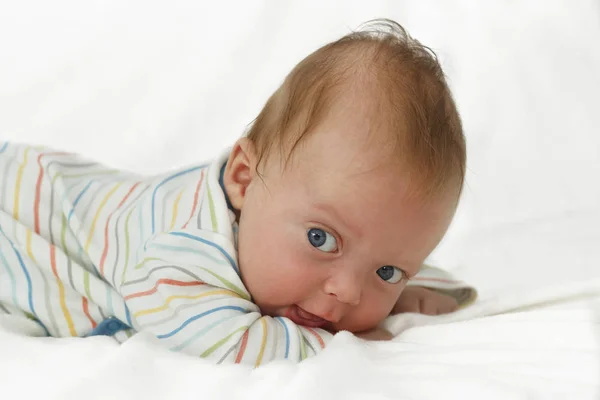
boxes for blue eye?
[376,266,404,283]
[307,228,337,252]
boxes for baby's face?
[230,114,458,333]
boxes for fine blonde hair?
[247,19,466,198]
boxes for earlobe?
[223,138,257,211]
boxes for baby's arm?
[392,286,458,315]
[120,228,332,366]
[392,264,477,315]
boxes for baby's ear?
[223,138,257,210]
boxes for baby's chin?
[328,320,379,334]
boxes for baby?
[0,20,475,365]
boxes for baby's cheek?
[239,237,304,304]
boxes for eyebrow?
[312,202,361,238]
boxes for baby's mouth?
[285,305,328,328]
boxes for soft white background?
[0,1,599,399]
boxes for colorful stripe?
[12,146,32,220]
[120,207,136,286]
[169,188,185,230]
[83,271,95,310]
[0,235,20,308]
[235,330,250,363]
[0,226,49,335]
[68,181,93,222]
[123,279,204,301]
[133,290,241,318]
[84,182,123,252]
[151,165,206,234]
[99,182,140,276]
[275,317,290,359]
[50,245,77,335]
[206,182,219,232]
[170,315,238,352]
[0,145,340,365]
[34,152,68,234]
[200,326,248,358]
[305,327,326,349]
[183,169,205,229]
[82,297,96,328]
[110,184,150,287]
[169,231,239,275]
[25,226,60,335]
[255,318,268,367]
[155,305,246,339]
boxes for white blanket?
[1,275,599,399]
[1,0,599,398]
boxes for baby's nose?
[324,272,362,306]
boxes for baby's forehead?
[284,125,458,212]
[294,102,402,168]
[290,141,406,200]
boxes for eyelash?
[377,266,406,284]
[307,224,342,253]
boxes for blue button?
[87,317,130,337]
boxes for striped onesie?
[0,141,475,366]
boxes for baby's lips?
[296,306,327,322]
[286,305,328,328]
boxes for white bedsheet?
[1,1,599,399]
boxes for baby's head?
[223,20,465,333]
